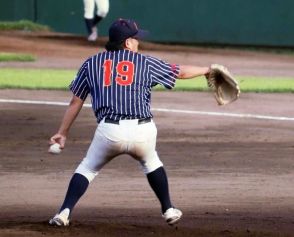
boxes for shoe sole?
[166,215,182,225]
[49,218,69,227]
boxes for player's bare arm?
[50,95,84,148]
[177,65,210,79]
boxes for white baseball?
[48,143,62,154]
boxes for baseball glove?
[206,64,240,105]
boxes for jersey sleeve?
[69,60,90,101]
[146,56,179,89]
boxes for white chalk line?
[0,98,294,122]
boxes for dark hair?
[105,41,125,51]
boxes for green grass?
[0,68,293,92]
[237,76,294,93]
[0,20,50,31]
[158,76,294,93]
[0,52,36,62]
[0,68,74,90]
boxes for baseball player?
[48,18,210,226]
[83,0,109,41]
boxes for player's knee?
[97,8,108,18]
[84,13,94,19]
[141,154,163,174]
[75,161,98,183]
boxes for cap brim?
[133,30,149,40]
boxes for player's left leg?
[95,0,109,19]
[49,124,124,226]
[49,173,89,226]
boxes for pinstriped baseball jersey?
[70,49,179,122]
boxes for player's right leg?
[128,120,183,225]
[83,0,98,41]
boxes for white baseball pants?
[83,0,109,19]
[75,119,163,182]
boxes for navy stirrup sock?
[147,167,172,213]
[84,18,94,34]
[93,15,103,26]
[59,173,89,213]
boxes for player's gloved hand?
[49,133,66,149]
[205,64,240,105]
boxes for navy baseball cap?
[109,18,149,43]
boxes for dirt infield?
[0,32,294,237]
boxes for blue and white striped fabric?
[70,49,179,122]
